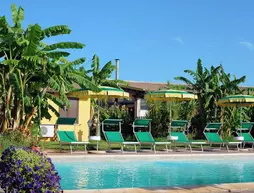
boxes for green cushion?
[205,132,223,143]
[133,119,152,127]
[241,122,254,130]
[135,132,155,143]
[104,132,124,143]
[56,117,76,125]
[206,123,222,130]
[237,132,254,141]
[171,132,189,142]
[171,120,188,127]
[103,119,122,125]
[57,130,77,142]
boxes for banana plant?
[0,4,98,134]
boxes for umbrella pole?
[169,102,172,136]
[96,100,101,137]
[169,102,172,122]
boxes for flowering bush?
[0,146,62,192]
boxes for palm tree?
[175,58,245,138]
[82,54,126,87]
[0,4,98,133]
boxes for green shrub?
[0,131,32,153]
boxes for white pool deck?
[48,151,254,193]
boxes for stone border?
[49,152,254,161]
[64,182,254,192]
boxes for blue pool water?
[54,158,254,190]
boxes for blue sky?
[1,1,254,85]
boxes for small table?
[235,136,244,149]
[89,136,101,151]
[167,135,179,150]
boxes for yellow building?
[41,97,91,142]
[41,86,129,142]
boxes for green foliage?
[145,82,197,137]
[81,54,127,87]
[221,107,250,138]
[0,4,98,134]
[99,104,133,137]
[175,58,246,138]
[146,101,170,137]
[0,131,32,153]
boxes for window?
[140,99,148,110]
[59,97,79,123]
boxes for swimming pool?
[53,156,254,190]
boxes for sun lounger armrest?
[122,142,140,145]
[154,142,171,145]
[204,128,220,131]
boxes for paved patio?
[64,182,254,193]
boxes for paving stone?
[62,182,254,193]
[99,188,127,193]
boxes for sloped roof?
[122,80,186,91]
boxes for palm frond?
[174,76,193,85]
[41,25,71,39]
[45,93,65,108]
[197,58,203,75]
[22,56,43,65]
[48,103,60,117]
[42,42,85,51]
[2,59,19,67]
[91,54,100,74]
[46,51,70,59]
[68,72,100,92]
[98,61,115,79]
[69,57,86,66]
[47,77,61,92]
[183,69,196,77]
[23,24,42,56]
[11,4,24,27]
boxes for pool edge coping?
[49,152,254,159]
[63,182,254,192]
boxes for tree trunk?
[1,86,12,132]
[22,87,48,133]
[13,100,21,130]
[22,106,38,133]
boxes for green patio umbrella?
[217,94,254,123]
[145,89,197,128]
[68,86,129,137]
[145,89,197,102]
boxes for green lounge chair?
[203,123,241,152]
[102,119,139,153]
[133,119,171,153]
[57,130,89,154]
[170,120,206,152]
[236,122,254,149]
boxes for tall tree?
[81,54,126,87]
[175,58,245,138]
[0,4,98,133]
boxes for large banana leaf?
[23,24,42,56]
[11,4,24,28]
[42,42,85,51]
[41,25,71,39]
